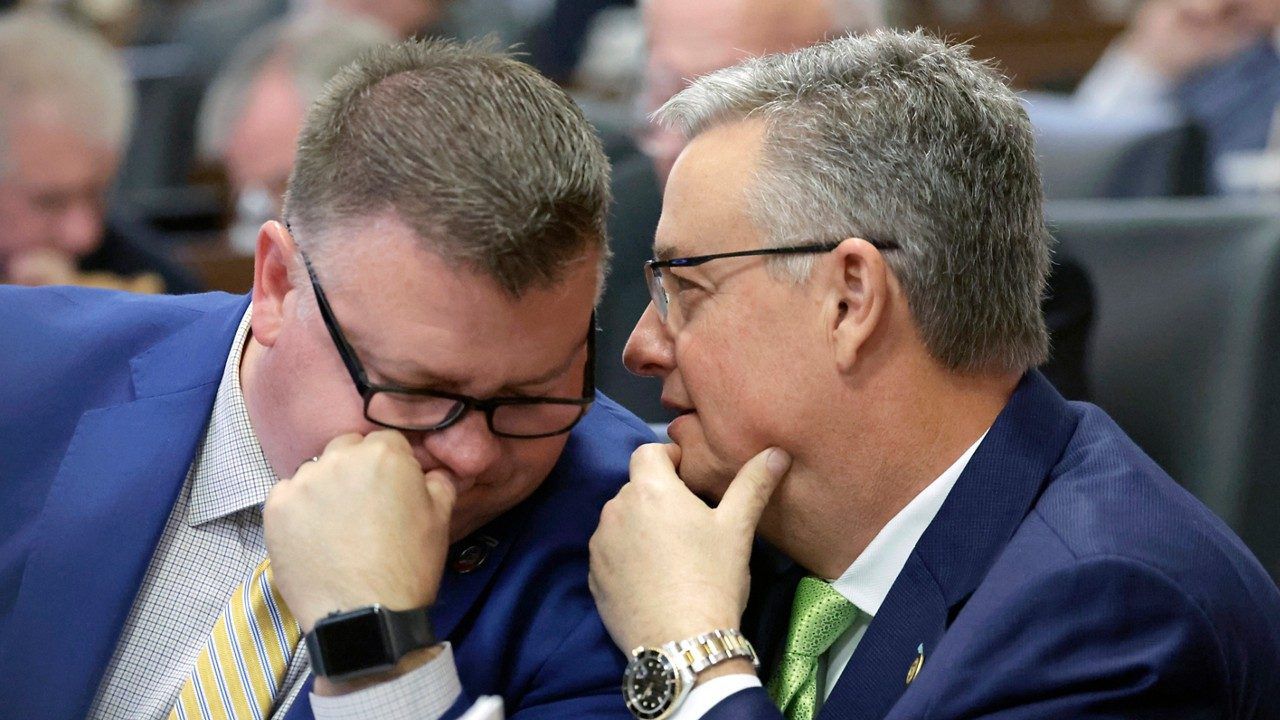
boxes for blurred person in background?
[598,0,1094,421]
[197,11,395,252]
[323,0,449,38]
[1076,0,1280,189]
[0,10,199,292]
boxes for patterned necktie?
[766,576,858,720]
[169,557,301,720]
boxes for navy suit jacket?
[1174,39,1280,192]
[0,286,651,719]
[710,372,1280,720]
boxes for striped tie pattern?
[766,576,858,720]
[169,558,301,720]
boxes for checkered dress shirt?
[87,307,461,719]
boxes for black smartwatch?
[305,604,436,681]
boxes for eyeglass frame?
[644,238,900,323]
[297,246,596,439]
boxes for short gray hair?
[654,30,1050,374]
[284,37,612,296]
[0,11,135,174]
[197,11,396,162]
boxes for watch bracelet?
[662,628,759,675]
[387,606,436,658]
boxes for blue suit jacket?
[709,372,1280,720]
[1174,39,1280,192]
[0,286,652,719]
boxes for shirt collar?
[828,430,988,617]
[187,306,278,526]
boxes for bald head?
[639,0,883,184]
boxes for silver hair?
[197,11,396,162]
[654,30,1050,374]
[0,11,135,175]
[283,37,612,296]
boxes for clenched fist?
[264,430,456,635]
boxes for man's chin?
[668,443,735,505]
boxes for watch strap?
[662,628,759,675]
[386,606,436,658]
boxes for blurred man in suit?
[591,31,1280,719]
[1,38,650,719]
[599,0,1092,421]
[197,11,394,249]
[0,11,198,292]
[1077,0,1280,189]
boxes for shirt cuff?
[310,642,463,720]
[669,673,763,720]
[1074,46,1174,117]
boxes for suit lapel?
[819,557,948,720]
[818,372,1079,720]
[0,295,249,720]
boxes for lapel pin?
[450,534,499,574]
[905,643,925,686]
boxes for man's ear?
[251,220,298,348]
[828,237,889,374]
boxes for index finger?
[718,447,791,530]
[628,443,683,487]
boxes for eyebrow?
[653,244,679,262]
[368,338,586,394]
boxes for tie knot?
[783,576,857,659]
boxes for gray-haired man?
[0,38,649,719]
[590,30,1280,720]
[0,11,198,292]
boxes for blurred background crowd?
[1,0,1278,580]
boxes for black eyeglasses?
[644,238,899,323]
[300,252,596,439]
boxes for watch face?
[622,649,680,720]
[313,607,395,678]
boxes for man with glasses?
[589,31,1280,720]
[0,39,649,719]
[598,0,1093,423]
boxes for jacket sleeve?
[917,555,1234,720]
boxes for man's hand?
[588,444,791,660]
[264,430,456,635]
[6,248,79,286]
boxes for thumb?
[717,447,791,531]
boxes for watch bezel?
[306,605,398,680]
[622,647,691,720]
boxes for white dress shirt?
[88,307,461,720]
[679,432,987,717]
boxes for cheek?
[0,194,46,251]
[275,323,375,449]
[449,438,565,538]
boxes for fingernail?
[766,448,791,476]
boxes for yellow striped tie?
[170,558,302,720]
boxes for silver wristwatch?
[622,628,760,720]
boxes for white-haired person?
[0,10,198,292]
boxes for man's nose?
[623,303,675,379]
[54,200,102,258]
[420,408,504,481]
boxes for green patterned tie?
[766,576,858,720]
